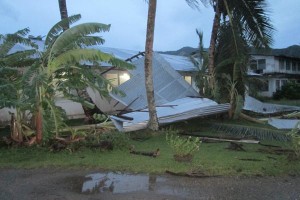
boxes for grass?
[1,129,299,176]
[263,99,300,107]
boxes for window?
[105,73,118,87]
[292,61,297,71]
[183,76,192,85]
[286,60,291,70]
[104,71,130,87]
[279,59,285,70]
[119,72,130,85]
[298,62,300,71]
[257,59,266,70]
[276,80,280,90]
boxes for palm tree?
[207,0,274,96]
[58,0,69,30]
[144,0,159,131]
[143,0,206,131]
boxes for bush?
[165,128,201,157]
[99,131,130,150]
[273,82,300,100]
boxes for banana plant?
[31,14,134,143]
[2,15,134,143]
[0,28,37,141]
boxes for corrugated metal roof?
[110,97,230,132]
[243,96,300,114]
[268,118,300,130]
[90,46,139,61]
[8,40,197,72]
[160,54,198,72]
[110,53,199,111]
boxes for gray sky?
[1,0,299,51]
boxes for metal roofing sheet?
[243,96,300,114]
[8,41,196,72]
[110,97,230,132]
[110,53,199,111]
[268,118,300,129]
[160,54,198,72]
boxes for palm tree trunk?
[58,0,69,30]
[144,0,159,131]
[208,0,221,90]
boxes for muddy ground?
[0,168,299,200]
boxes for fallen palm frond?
[211,123,290,142]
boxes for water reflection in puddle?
[81,172,164,194]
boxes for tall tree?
[207,0,274,97]
[144,0,159,131]
[143,0,205,130]
[58,0,69,30]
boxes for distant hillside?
[161,45,300,59]
[159,46,197,56]
[269,45,300,59]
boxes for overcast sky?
[1,0,299,51]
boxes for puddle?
[80,172,164,194]
[65,171,208,198]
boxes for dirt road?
[0,168,299,200]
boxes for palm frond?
[212,123,290,141]
[3,49,37,67]
[49,49,134,74]
[45,14,81,47]
[230,0,274,48]
[49,23,111,59]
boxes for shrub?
[273,82,300,100]
[165,129,201,157]
[99,131,130,150]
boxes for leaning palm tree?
[22,15,133,143]
[207,0,274,96]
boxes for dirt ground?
[0,168,299,200]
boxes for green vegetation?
[166,128,200,158]
[1,119,299,176]
[273,82,300,100]
[265,99,300,107]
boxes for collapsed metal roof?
[91,46,198,72]
[268,118,300,130]
[110,97,230,132]
[110,52,199,111]
[243,96,300,114]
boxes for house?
[247,45,300,97]
[1,42,230,127]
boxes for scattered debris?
[212,123,290,141]
[89,141,114,151]
[243,96,300,114]
[129,145,160,157]
[257,148,294,155]
[201,137,259,144]
[165,170,212,178]
[227,142,246,151]
[268,118,300,130]
[111,97,230,132]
